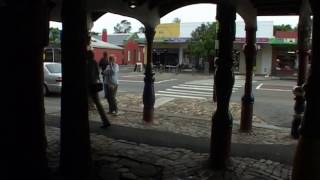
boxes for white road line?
[172,86,213,91]
[179,84,213,88]
[119,79,177,84]
[171,86,239,91]
[258,88,291,92]
[155,79,178,84]
[121,75,144,77]
[157,91,212,97]
[256,83,263,89]
[184,82,244,87]
[154,97,175,108]
[185,82,213,86]
[119,80,144,83]
[155,93,207,100]
[165,89,213,95]
[179,84,242,88]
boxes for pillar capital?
[245,26,257,32]
[144,26,156,43]
[309,0,320,15]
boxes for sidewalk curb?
[118,108,290,131]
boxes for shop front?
[270,38,298,76]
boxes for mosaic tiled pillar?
[59,0,92,178]
[292,0,320,179]
[240,25,257,132]
[143,26,156,122]
[210,0,236,169]
[291,0,312,139]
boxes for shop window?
[275,53,296,71]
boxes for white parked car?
[43,62,62,95]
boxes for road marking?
[119,79,177,84]
[155,79,241,99]
[155,93,207,100]
[258,88,291,92]
[256,83,263,89]
[121,75,144,78]
[255,83,291,92]
[157,91,212,97]
[180,84,242,88]
[171,86,238,91]
[119,80,144,83]
[154,97,175,108]
[172,86,213,91]
[155,79,178,84]
[185,82,213,86]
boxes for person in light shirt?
[103,56,119,115]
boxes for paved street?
[44,71,297,179]
[45,71,296,128]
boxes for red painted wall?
[93,48,124,65]
[123,39,145,65]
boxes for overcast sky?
[50,4,299,34]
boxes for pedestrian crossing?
[155,79,246,100]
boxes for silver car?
[43,62,62,95]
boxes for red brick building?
[95,32,146,65]
[123,38,145,65]
[91,37,124,65]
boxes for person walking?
[103,56,119,115]
[87,50,111,128]
[99,52,109,98]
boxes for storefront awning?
[269,38,297,46]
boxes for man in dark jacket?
[99,52,109,98]
[87,50,111,128]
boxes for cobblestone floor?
[47,127,292,180]
[91,92,297,145]
[47,92,296,179]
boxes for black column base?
[291,114,302,139]
[210,110,233,169]
[240,95,254,132]
[143,69,155,123]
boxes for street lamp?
[123,0,146,9]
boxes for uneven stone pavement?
[47,127,292,180]
[46,92,296,179]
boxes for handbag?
[91,80,103,92]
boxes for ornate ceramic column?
[210,0,236,169]
[60,0,92,178]
[240,25,257,132]
[291,0,312,139]
[143,26,156,122]
[292,0,320,179]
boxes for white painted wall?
[235,43,272,75]
[259,44,272,75]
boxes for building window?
[138,51,141,62]
[128,50,131,62]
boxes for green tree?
[187,22,217,63]
[274,24,294,31]
[49,27,61,44]
[172,17,181,23]
[114,20,132,33]
[138,26,145,33]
